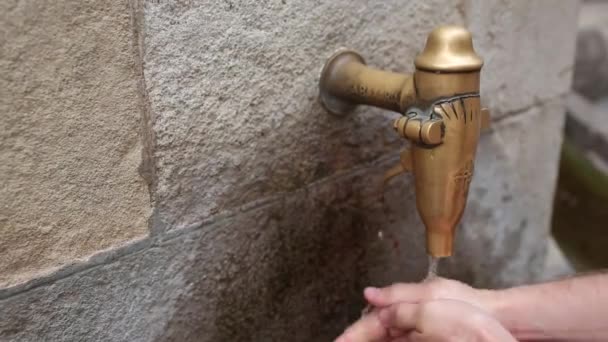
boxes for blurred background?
[552,0,608,271]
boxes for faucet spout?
[318,25,488,258]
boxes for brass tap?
[318,26,490,257]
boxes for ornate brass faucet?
[319,26,489,257]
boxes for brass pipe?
[318,26,489,258]
[319,50,416,115]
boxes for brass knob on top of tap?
[393,117,444,145]
[415,25,483,72]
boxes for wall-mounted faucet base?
[319,49,366,116]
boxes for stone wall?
[0,0,579,341]
[0,0,151,288]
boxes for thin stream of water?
[425,255,440,281]
[362,255,441,316]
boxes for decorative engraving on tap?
[430,93,481,124]
[427,93,480,202]
[426,94,481,201]
[453,160,474,200]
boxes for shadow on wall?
[159,178,373,341]
[155,163,528,341]
[154,104,369,341]
[151,107,438,341]
[150,110,545,340]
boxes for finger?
[365,284,426,307]
[335,312,388,342]
[378,303,418,330]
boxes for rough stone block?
[0,0,151,288]
[467,0,579,117]
[142,0,466,232]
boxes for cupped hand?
[363,277,490,311]
[334,278,511,342]
[335,298,515,342]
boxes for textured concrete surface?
[0,0,579,340]
[447,100,567,287]
[0,103,565,341]
[467,0,579,117]
[0,0,152,287]
[143,0,465,232]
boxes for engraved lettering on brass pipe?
[318,26,490,258]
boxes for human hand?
[363,277,490,312]
[335,298,516,342]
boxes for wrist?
[480,287,549,341]
[470,310,517,342]
[478,288,519,336]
